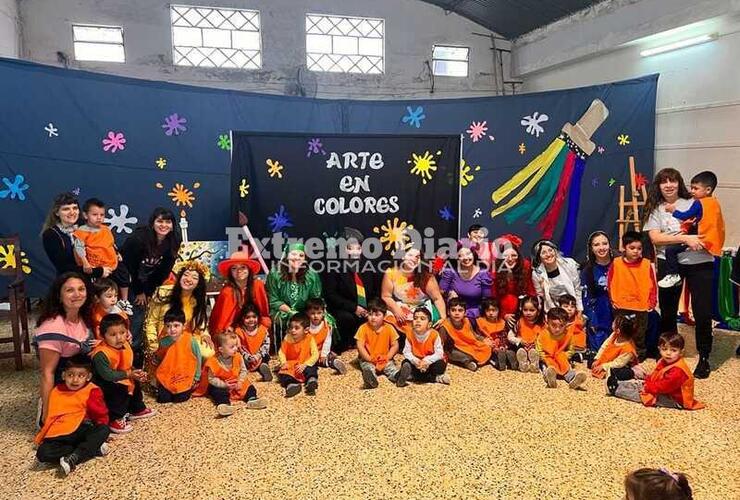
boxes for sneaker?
[285,383,302,398]
[435,373,451,385]
[568,371,588,390]
[396,362,412,387]
[495,350,507,371]
[128,408,157,420]
[99,442,110,456]
[257,363,273,382]
[606,373,619,395]
[332,358,347,375]
[505,350,518,370]
[59,453,80,476]
[465,361,478,372]
[245,398,267,410]
[543,367,557,388]
[693,357,711,379]
[217,404,236,417]
[117,299,134,315]
[361,365,379,389]
[305,377,318,395]
[528,351,540,373]
[658,274,682,288]
[571,351,584,364]
[516,348,529,372]
[109,418,133,434]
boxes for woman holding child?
[439,242,492,319]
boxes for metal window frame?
[431,44,470,77]
[71,23,126,63]
[305,13,385,74]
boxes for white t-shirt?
[643,198,713,265]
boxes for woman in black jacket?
[120,207,181,361]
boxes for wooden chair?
[0,235,31,370]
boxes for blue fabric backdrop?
[0,58,657,295]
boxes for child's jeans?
[156,386,192,403]
[36,421,110,463]
[208,384,258,405]
[278,365,319,387]
[663,244,687,276]
[359,359,399,381]
[542,365,578,382]
[402,359,446,383]
[96,378,146,421]
[612,380,682,409]
[448,348,477,367]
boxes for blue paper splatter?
[268,205,294,233]
[402,106,426,128]
[0,175,29,201]
[438,206,455,221]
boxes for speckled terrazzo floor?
[0,323,738,500]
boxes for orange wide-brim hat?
[217,250,261,277]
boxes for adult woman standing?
[490,234,535,324]
[120,208,181,361]
[209,250,271,334]
[41,193,108,278]
[439,244,492,318]
[531,240,583,312]
[580,231,614,351]
[34,273,96,422]
[642,168,712,378]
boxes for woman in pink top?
[34,272,96,422]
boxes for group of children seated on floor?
[35,271,705,476]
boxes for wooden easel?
[617,156,648,251]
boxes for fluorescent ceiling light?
[640,33,717,57]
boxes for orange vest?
[591,334,637,378]
[356,323,396,371]
[155,332,198,394]
[568,313,586,350]
[442,318,491,365]
[517,319,543,346]
[407,329,440,359]
[538,328,573,375]
[35,383,97,445]
[91,303,129,340]
[91,341,135,394]
[640,358,705,410]
[698,197,725,256]
[235,325,268,356]
[309,321,331,352]
[279,335,316,382]
[476,318,506,341]
[73,226,118,268]
[193,355,251,400]
[610,258,653,311]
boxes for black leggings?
[402,359,447,383]
[278,365,318,387]
[207,384,258,405]
[36,422,110,464]
[95,378,146,421]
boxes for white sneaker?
[435,373,451,385]
[658,274,682,288]
[99,442,110,456]
[217,404,236,416]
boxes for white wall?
[0,0,19,57]
[18,0,506,99]
[518,5,740,248]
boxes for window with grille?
[72,24,125,63]
[432,45,469,77]
[170,5,261,69]
[305,14,384,74]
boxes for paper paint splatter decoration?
[306,138,327,158]
[597,146,605,154]
[373,217,414,252]
[617,134,630,146]
[156,181,200,208]
[438,206,455,221]
[155,157,167,169]
[162,113,187,136]
[490,99,609,256]
[44,123,59,137]
[0,175,29,201]
[102,131,126,153]
[105,204,138,234]
[71,187,81,196]
[518,143,526,155]
[267,205,293,233]
[521,112,549,138]
[466,121,488,142]
[217,134,232,151]
[239,179,250,198]
[460,158,481,187]
[266,159,284,179]
[473,208,482,218]
[608,178,616,187]
[407,150,440,185]
[0,244,31,274]
[401,106,426,128]
[591,178,599,188]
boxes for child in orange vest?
[608,332,705,410]
[92,314,155,434]
[440,297,492,371]
[152,309,202,403]
[232,303,272,382]
[557,294,589,364]
[73,198,132,314]
[661,170,725,289]
[507,295,544,373]
[196,332,267,416]
[355,298,400,388]
[607,231,657,360]
[591,313,638,380]
[34,354,110,476]
[624,467,694,500]
[397,307,449,386]
[475,297,514,371]
[306,298,347,375]
[90,278,129,340]
[537,307,588,389]
[278,312,319,398]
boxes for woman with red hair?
[490,234,535,325]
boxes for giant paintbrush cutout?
[491,99,609,255]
